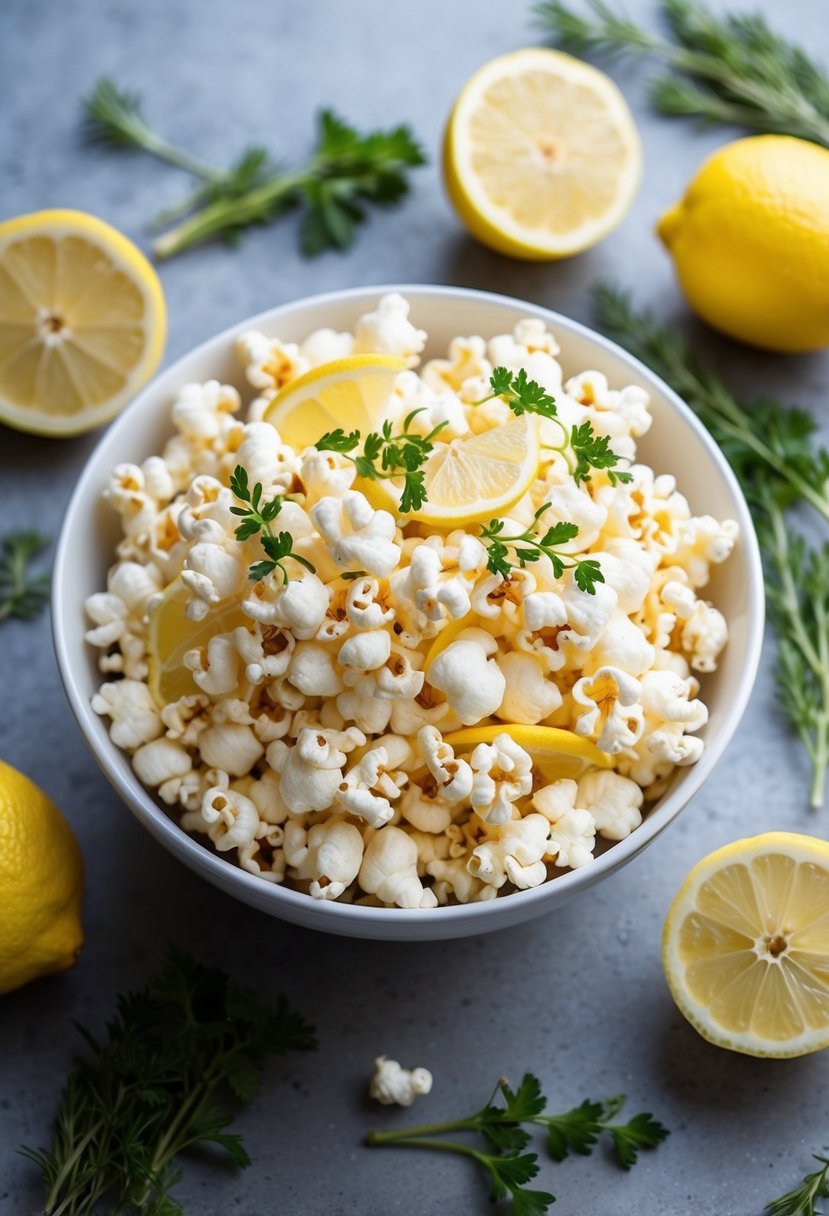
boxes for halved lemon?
[0,209,166,435]
[663,833,829,1058]
[443,48,642,260]
[443,723,612,782]
[262,354,406,450]
[147,580,247,707]
[369,414,540,528]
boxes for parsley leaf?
[479,509,604,594]
[230,464,315,584]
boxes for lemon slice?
[0,209,166,435]
[443,49,642,260]
[423,614,476,671]
[369,414,540,527]
[663,832,829,1058]
[147,580,247,707]
[443,723,612,782]
[262,354,406,450]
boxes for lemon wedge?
[0,209,166,435]
[369,414,540,528]
[443,48,641,259]
[262,353,406,450]
[423,614,477,671]
[443,723,612,782]
[663,832,829,1058]
[147,580,247,707]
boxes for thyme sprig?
[593,284,829,806]
[535,0,829,148]
[83,78,426,258]
[230,465,315,584]
[0,530,51,623]
[367,1072,668,1215]
[766,1153,829,1216]
[478,367,633,486]
[480,507,604,594]
[20,949,316,1216]
[317,410,449,513]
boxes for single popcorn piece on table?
[370,1055,433,1107]
[86,295,737,909]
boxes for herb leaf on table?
[0,530,51,623]
[20,948,316,1216]
[766,1153,829,1216]
[592,283,829,807]
[366,1072,667,1214]
[535,0,829,148]
[83,78,426,258]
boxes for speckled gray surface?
[2,0,829,1212]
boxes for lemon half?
[443,48,641,259]
[663,832,829,1057]
[0,209,166,435]
[444,723,612,782]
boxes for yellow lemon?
[262,354,406,450]
[368,414,541,528]
[0,209,166,434]
[443,723,612,782]
[0,759,83,995]
[663,832,829,1057]
[147,579,247,707]
[443,48,641,259]
[657,136,829,352]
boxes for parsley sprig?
[594,284,829,806]
[317,410,448,513]
[478,367,632,486]
[83,78,426,258]
[766,1153,829,1216]
[21,949,316,1216]
[480,507,605,594]
[536,0,829,149]
[0,530,51,623]
[230,465,315,583]
[367,1072,668,1215]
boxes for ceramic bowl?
[52,285,764,940]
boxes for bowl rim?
[52,282,765,928]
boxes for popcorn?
[358,825,438,909]
[469,733,533,825]
[353,293,426,366]
[90,296,736,909]
[370,1056,433,1107]
[427,630,506,725]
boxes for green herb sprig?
[593,284,829,806]
[21,949,316,1216]
[478,367,633,486]
[0,530,51,623]
[83,78,427,258]
[766,1153,829,1216]
[480,508,605,594]
[535,0,829,148]
[367,1072,668,1215]
[317,410,448,513]
[230,465,316,583]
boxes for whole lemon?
[0,759,83,995]
[657,135,829,352]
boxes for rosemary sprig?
[0,530,51,623]
[480,508,604,594]
[535,0,829,148]
[593,283,829,806]
[477,367,632,486]
[367,1072,668,1215]
[230,465,316,584]
[766,1153,829,1216]
[20,949,316,1216]
[317,410,448,514]
[82,78,426,258]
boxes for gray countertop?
[2,0,829,1212]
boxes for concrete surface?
[2,0,829,1212]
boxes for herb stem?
[367,1133,487,1163]
[153,171,304,257]
[366,1117,480,1144]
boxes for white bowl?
[53,285,764,940]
